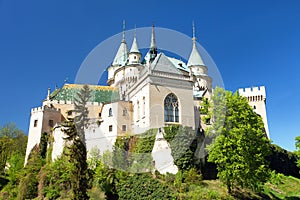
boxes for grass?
[175,174,300,200]
[263,174,300,199]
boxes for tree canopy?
[207,87,271,193]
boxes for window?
[123,108,127,116]
[122,125,127,132]
[99,112,102,117]
[34,120,38,127]
[108,108,113,117]
[137,101,140,120]
[109,125,113,132]
[48,120,54,127]
[253,105,256,110]
[164,93,179,123]
[67,111,72,116]
[142,97,145,117]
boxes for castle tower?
[25,104,61,164]
[128,29,141,65]
[187,23,212,95]
[107,21,128,85]
[238,86,270,138]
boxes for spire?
[122,20,126,42]
[147,23,158,63]
[112,20,128,66]
[187,22,205,67]
[129,26,140,53]
[150,23,157,50]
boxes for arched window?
[164,93,179,123]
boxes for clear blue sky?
[0,0,299,151]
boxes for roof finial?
[122,20,126,42]
[192,21,197,46]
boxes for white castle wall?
[238,86,270,138]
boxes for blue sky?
[0,0,299,151]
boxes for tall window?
[142,96,145,117]
[164,93,179,123]
[137,101,140,120]
[108,108,113,117]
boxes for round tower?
[187,23,212,95]
[128,29,142,65]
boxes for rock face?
[151,129,178,174]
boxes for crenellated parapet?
[31,106,61,114]
[238,86,266,102]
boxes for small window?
[34,120,38,127]
[123,108,127,116]
[122,125,127,132]
[109,125,113,132]
[99,112,102,117]
[253,105,256,110]
[67,111,72,116]
[108,108,113,117]
[134,56,137,59]
[48,120,54,127]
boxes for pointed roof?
[150,24,157,50]
[151,53,183,74]
[112,20,128,66]
[187,22,205,67]
[129,29,140,53]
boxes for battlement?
[31,106,61,114]
[238,86,266,97]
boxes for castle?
[25,24,269,173]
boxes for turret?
[128,29,141,65]
[187,22,212,94]
[107,21,128,85]
[112,20,128,67]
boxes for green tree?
[17,145,44,200]
[62,119,89,200]
[296,136,300,171]
[74,84,91,144]
[60,85,91,199]
[207,87,271,193]
[0,123,27,174]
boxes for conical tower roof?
[187,23,205,67]
[129,29,140,53]
[112,20,128,66]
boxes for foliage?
[0,123,27,174]
[117,173,173,200]
[17,145,45,200]
[40,132,49,159]
[39,154,74,199]
[200,97,210,115]
[62,119,89,200]
[74,84,91,144]
[164,126,198,170]
[207,87,271,193]
[296,136,300,171]
[267,144,300,178]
